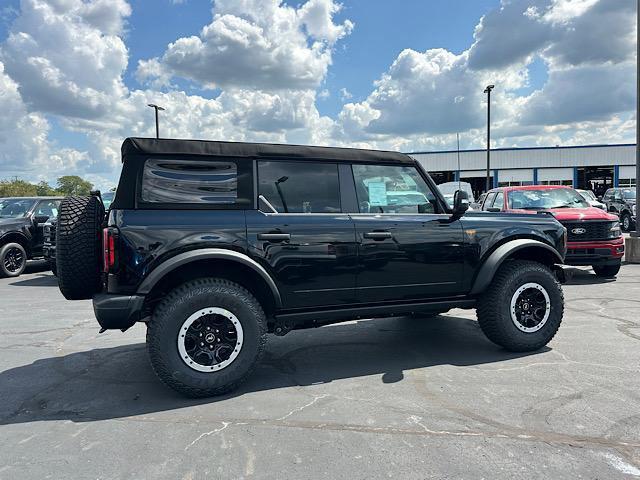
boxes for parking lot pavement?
[1,262,639,479]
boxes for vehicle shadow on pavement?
[562,267,617,285]
[0,315,548,426]
[7,273,58,287]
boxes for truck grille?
[561,221,613,242]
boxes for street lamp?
[484,84,495,192]
[147,103,165,139]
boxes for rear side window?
[258,161,341,213]
[142,159,237,204]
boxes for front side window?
[352,164,437,214]
[35,200,60,217]
[142,158,237,204]
[258,161,341,213]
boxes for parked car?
[55,137,567,397]
[575,189,606,210]
[0,197,63,277]
[44,191,114,275]
[481,185,623,278]
[602,187,636,232]
[437,181,476,209]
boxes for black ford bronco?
[56,138,567,397]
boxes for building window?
[540,180,572,186]
[619,178,636,187]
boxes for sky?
[0,0,636,190]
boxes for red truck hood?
[510,207,618,221]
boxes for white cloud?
[136,0,353,90]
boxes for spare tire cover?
[56,196,105,300]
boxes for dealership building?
[410,143,637,199]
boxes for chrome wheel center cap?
[205,333,216,343]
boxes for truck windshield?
[508,188,589,210]
[622,188,636,200]
[0,199,36,218]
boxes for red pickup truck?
[481,185,624,278]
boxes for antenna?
[456,132,461,191]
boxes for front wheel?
[147,278,267,398]
[593,261,621,278]
[477,260,564,352]
[620,213,634,232]
[0,243,27,278]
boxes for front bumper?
[93,293,145,331]
[565,238,624,266]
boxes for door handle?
[364,231,393,240]
[257,233,291,241]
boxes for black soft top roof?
[121,137,412,164]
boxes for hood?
[0,217,28,231]
[511,206,617,222]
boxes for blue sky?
[0,0,635,188]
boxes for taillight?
[102,227,118,273]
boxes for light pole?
[147,103,165,139]
[484,84,495,192]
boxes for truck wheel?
[56,196,104,300]
[593,261,621,278]
[477,260,563,352]
[0,243,27,278]
[147,278,267,398]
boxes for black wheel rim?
[3,247,24,273]
[178,307,243,372]
[510,282,550,333]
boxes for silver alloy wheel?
[623,215,630,231]
[177,307,244,372]
[509,282,551,333]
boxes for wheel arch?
[0,232,31,257]
[139,249,282,316]
[470,239,563,295]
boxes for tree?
[0,179,38,197]
[35,180,59,196]
[56,176,93,196]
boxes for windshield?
[102,191,115,209]
[622,188,636,200]
[0,199,36,218]
[577,189,596,201]
[508,188,589,210]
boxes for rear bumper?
[93,293,145,331]
[565,238,624,266]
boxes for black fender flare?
[137,248,282,308]
[470,239,563,295]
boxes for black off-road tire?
[620,213,634,232]
[147,278,267,398]
[0,242,27,278]
[593,261,621,278]
[56,196,104,300]
[477,260,564,352]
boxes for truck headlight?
[609,221,621,238]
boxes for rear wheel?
[621,212,634,232]
[0,243,27,278]
[593,261,621,278]
[56,196,104,300]
[147,278,267,397]
[477,260,563,352]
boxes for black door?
[348,163,465,303]
[246,161,358,309]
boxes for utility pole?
[626,0,640,262]
[484,84,495,192]
[147,103,165,139]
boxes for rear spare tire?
[56,196,104,300]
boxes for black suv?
[0,196,63,277]
[602,187,636,231]
[56,138,567,397]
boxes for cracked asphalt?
[1,261,639,479]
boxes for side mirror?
[33,215,49,224]
[453,190,469,215]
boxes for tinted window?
[258,161,341,213]
[142,158,237,204]
[352,164,437,214]
[0,199,36,218]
